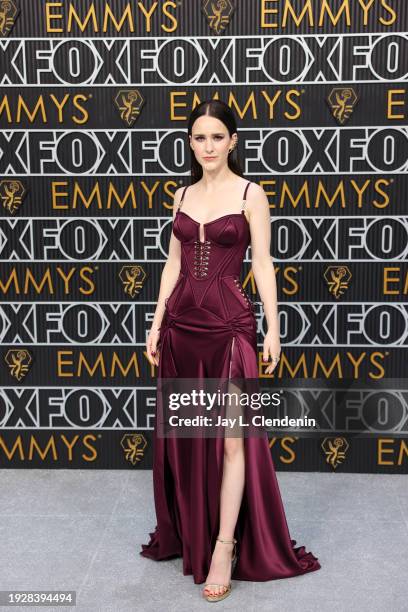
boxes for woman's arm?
[247,183,281,374]
[146,186,183,367]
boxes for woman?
[140,100,321,602]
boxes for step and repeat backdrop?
[0,0,407,472]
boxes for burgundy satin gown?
[140,181,321,583]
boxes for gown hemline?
[140,534,321,584]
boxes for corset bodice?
[172,209,250,280]
[165,182,255,318]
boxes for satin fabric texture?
[140,181,321,583]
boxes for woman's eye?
[195,136,224,141]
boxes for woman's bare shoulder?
[247,181,265,196]
[246,182,270,220]
[172,185,186,219]
[174,185,186,197]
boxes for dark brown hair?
[187,100,244,183]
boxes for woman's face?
[189,115,236,169]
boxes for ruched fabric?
[140,182,321,583]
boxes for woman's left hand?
[262,331,281,374]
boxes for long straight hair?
[187,100,244,184]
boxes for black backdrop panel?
[0,0,407,472]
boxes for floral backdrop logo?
[121,434,147,465]
[5,349,33,381]
[201,0,235,34]
[327,87,359,124]
[0,180,27,215]
[114,90,144,126]
[0,0,19,37]
[321,437,349,469]
[324,266,352,299]
[119,265,147,298]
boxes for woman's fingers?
[150,346,158,366]
[263,344,272,374]
[265,362,276,374]
[147,348,159,367]
[146,335,160,367]
[262,341,280,374]
[145,346,153,366]
[262,343,270,364]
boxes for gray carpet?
[0,470,406,611]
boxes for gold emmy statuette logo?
[121,433,147,465]
[5,349,33,381]
[324,266,352,299]
[327,88,359,124]
[0,0,19,37]
[201,0,235,35]
[114,90,144,126]
[119,265,147,298]
[321,437,349,469]
[0,179,26,215]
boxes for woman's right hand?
[146,328,161,367]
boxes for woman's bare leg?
[203,436,245,597]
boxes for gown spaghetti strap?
[140,181,321,583]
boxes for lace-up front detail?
[173,181,252,285]
[233,276,253,309]
[193,239,211,278]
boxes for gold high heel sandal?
[203,537,238,603]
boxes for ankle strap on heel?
[216,537,237,544]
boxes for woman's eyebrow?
[192,132,225,137]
